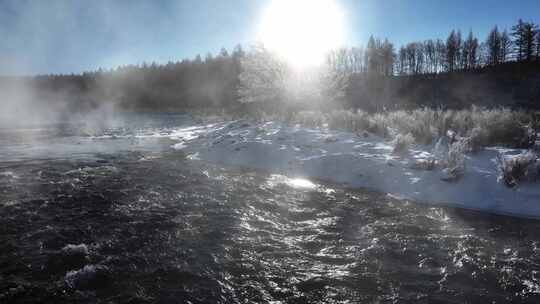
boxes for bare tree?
[366,36,378,75]
[403,42,425,75]
[219,48,229,58]
[397,46,407,75]
[522,22,539,61]
[455,30,463,70]
[416,43,425,74]
[462,31,478,70]
[486,26,501,65]
[536,32,540,60]
[351,47,366,73]
[446,30,459,72]
[468,31,479,69]
[499,30,512,63]
[512,19,539,62]
[424,40,436,73]
[232,44,245,59]
[512,19,525,61]
[435,39,446,73]
[326,49,339,71]
[327,48,351,73]
[476,42,489,67]
[381,39,395,76]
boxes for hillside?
[347,61,540,111]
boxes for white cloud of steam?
[0,76,124,130]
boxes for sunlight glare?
[257,0,346,68]
[287,178,317,189]
[266,174,317,189]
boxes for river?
[1,114,539,303]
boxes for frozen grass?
[284,107,537,184]
[191,104,536,150]
[441,139,468,181]
[286,106,537,149]
[392,133,415,154]
[497,152,540,187]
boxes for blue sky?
[0,0,539,75]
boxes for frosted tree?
[238,45,349,108]
[237,45,289,104]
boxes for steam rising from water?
[0,75,124,135]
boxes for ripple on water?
[2,156,540,303]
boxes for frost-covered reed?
[287,106,537,149]
[497,152,540,187]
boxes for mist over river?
[1,114,540,303]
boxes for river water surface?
[1,114,540,303]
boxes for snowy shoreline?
[173,120,540,219]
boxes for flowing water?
[1,114,540,303]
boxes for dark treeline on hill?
[1,19,540,114]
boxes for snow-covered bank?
[173,120,540,219]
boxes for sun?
[257,0,346,69]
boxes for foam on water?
[62,244,89,256]
[64,265,109,289]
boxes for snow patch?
[177,120,540,219]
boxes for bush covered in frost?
[441,139,468,181]
[392,133,415,154]
[497,152,540,187]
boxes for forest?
[1,19,540,114]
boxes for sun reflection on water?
[266,174,318,190]
[287,178,317,189]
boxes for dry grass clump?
[320,109,387,136]
[386,109,440,144]
[445,139,467,178]
[392,133,415,154]
[326,110,372,133]
[427,138,468,182]
[289,110,326,128]
[497,152,540,187]
[410,158,438,171]
[322,109,390,138]
[368,113,390,138]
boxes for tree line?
[6,46,246,112]
[328,19,540,76]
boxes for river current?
[1,114,540,303]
